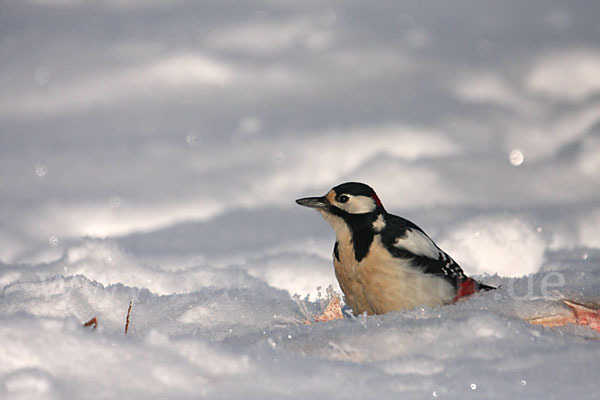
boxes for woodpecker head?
[297,182,387,262]
[296,182,386,231]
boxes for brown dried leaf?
[526,299,600,333]
[563,299,600,332]
[313,295,343,323]
[527,314,575,328]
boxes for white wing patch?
[393,228,441,259]
[372,214,386,232]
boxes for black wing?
[380,214,467,289]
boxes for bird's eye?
[337,194,350,203]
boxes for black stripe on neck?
[341,212,380,263]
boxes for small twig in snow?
[83,317,98,329]
[292,293,313,322]
[125,301,132,335]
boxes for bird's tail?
[454,278,496,302]
[477,282,497,291]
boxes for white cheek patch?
[342,195,376,214]
[394,228,441,259]
[372,214,386,232]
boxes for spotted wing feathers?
[381,215,468,288]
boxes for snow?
[438,215,547,277]
[2,1,600,398]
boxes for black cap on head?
[332,182,376,197]
[332,182,384,209]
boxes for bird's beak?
[295,195,329,210]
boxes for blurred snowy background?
[1,1,600,399]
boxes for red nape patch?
[453,278,477,302]
[371,194,383,207]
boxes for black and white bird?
[296,182,494,315]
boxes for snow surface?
[2,1,600,398]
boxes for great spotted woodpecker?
[296,182,494,315]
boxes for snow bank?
[244,251,340,299]
[439,215,547,277]
[0,315,252,399]
[2,247,600,399]
[0,239,273,296]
